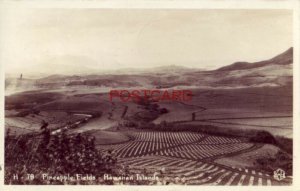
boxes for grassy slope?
[83,130,130,145]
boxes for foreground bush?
[5,130,117,185]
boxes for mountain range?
[5,47,293,94]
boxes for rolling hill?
[5,47,293,93]
[216,47,292,71]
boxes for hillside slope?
[5,47,293,92]
[216,47,292,71]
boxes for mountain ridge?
[5,47,293,94]
[216,47,293,72]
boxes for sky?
[1,9,293,75]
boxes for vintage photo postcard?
[0,0,299,190]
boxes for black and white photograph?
[1,0,298,188]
